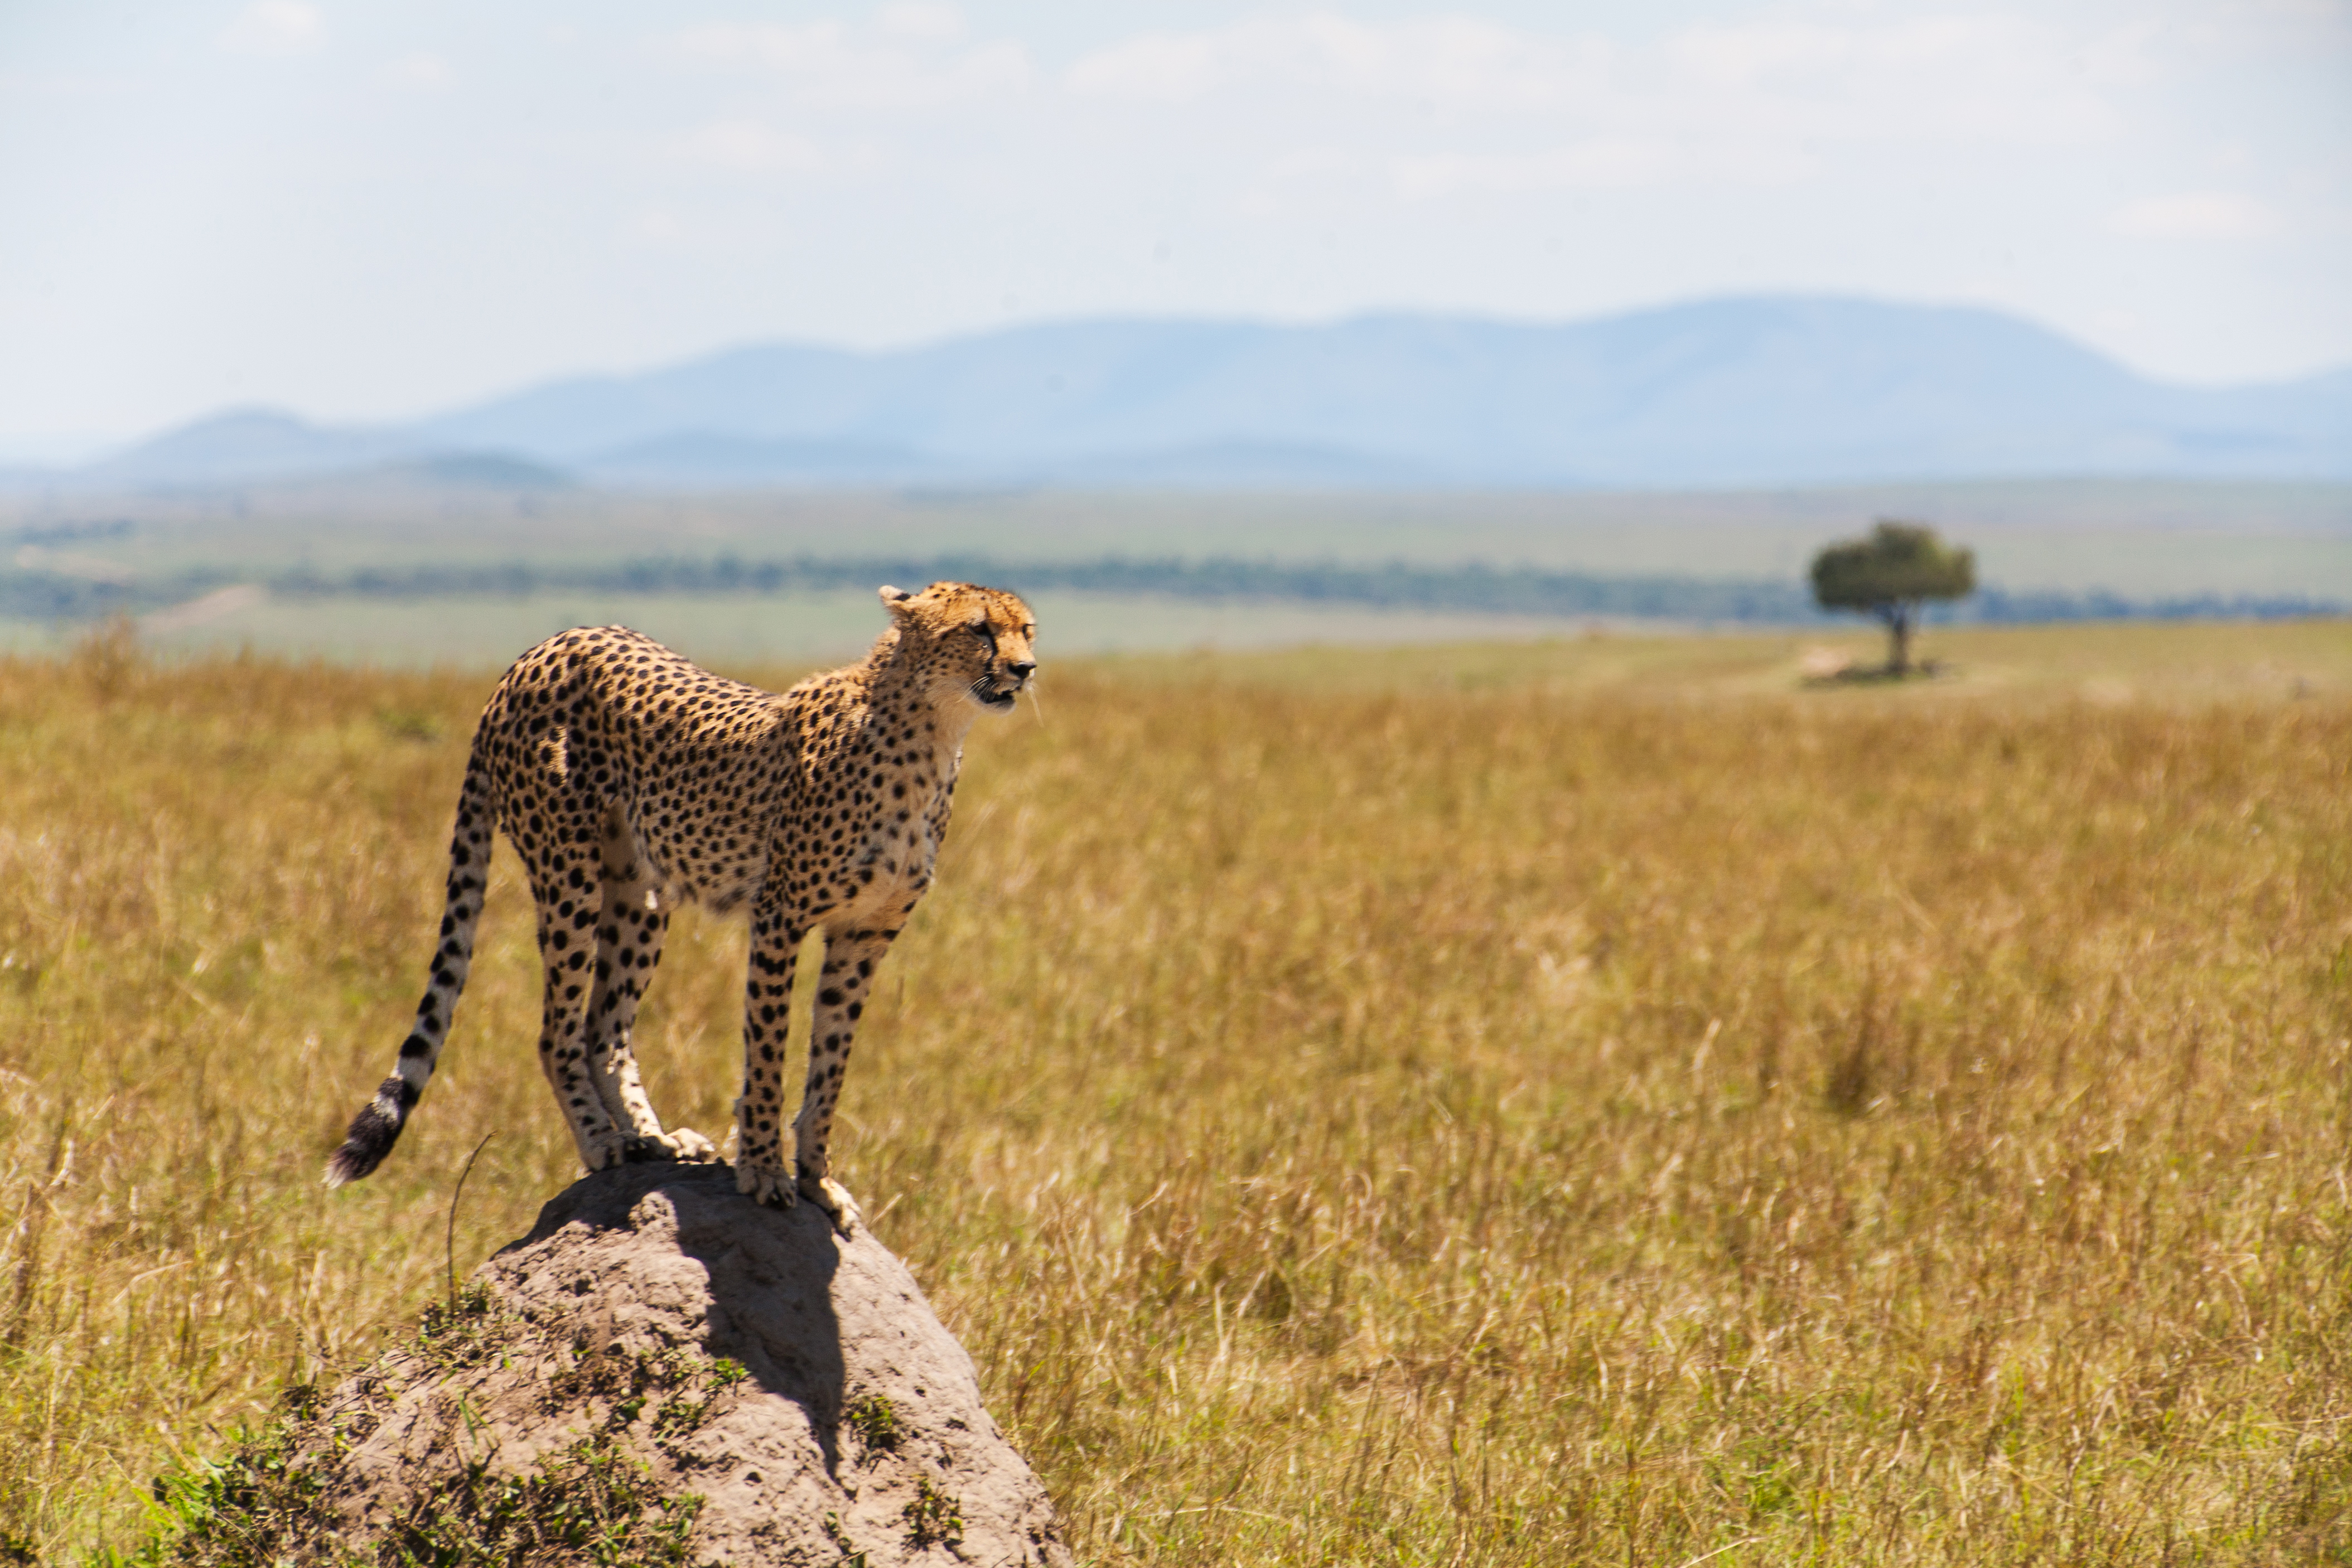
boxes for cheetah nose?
[1008,661,1036,681]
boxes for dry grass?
[3,622,2352,1564]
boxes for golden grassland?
[2,619,2351,1564]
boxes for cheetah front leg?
[790,921,905,1237]
[734,887,806,1209]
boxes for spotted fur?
[323,582,1038,1233]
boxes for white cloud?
[1062,8,2115,201]
[380,52,453,93]
[1394,137,1805,199]
[1062,31,1223,102]
[1664,14,2116,140]
[669,119,827,176]
[674,18,1030,108]
[1065,14,1610,109]
[219,1,323,58]
[878,4,968,46]
[1059,9,2100,128]
[2112,191,2281,239]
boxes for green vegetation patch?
[899,1477,963,1552]
[843,1393,902,1460]
[115,1290,743,1568]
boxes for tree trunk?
[1882,603,1915,674]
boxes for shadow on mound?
[499,1164,849,1470]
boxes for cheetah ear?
[878,585,916,616]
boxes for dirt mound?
[165,1163,1070,1566]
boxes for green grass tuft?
[843,1393,902,1460]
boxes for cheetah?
[323,582,1037,1233]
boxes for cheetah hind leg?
[512,814,646,1175]
[587,816,715,1164]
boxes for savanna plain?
[3,619,2351,1565]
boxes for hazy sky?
[3,1,2348,451]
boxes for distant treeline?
[1,552,2342,627]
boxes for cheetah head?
[879,582,1038,713]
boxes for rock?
[286,1162,1072,1567]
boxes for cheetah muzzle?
[323,581,1039,1237]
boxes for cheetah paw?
[668,1126,718,1162]
[735,1159,797,1209]
[799,1171,863,1238]
[635,1128,714,1166]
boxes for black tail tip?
[322,1140,379,1188]
[322,1083,408,1188]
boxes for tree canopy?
[1809,520,1976,673]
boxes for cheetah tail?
[325,732,497,1188]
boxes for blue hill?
[54,297,2352,489]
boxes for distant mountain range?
[15,297,2352,491]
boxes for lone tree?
[1809,520,1976,675]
